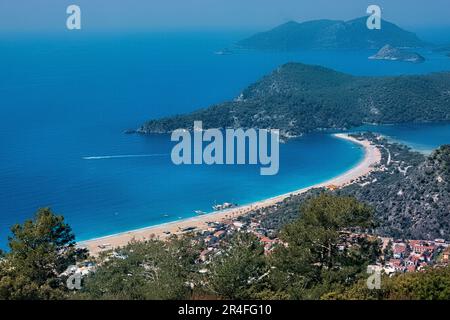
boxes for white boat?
[212,202,237,211]
[214,48,232,55]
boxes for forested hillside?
[344,143,450,239]
[258,134,450,240]
[138,63,450,138]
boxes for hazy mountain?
[236,17,427,50]
[434,44,450,52]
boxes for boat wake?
[82,154,169,160]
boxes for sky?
[0,0,449,32]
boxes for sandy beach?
[80,133,381,255]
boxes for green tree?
[207,233,268,299]
[78,237,195,300]
[268,194,378,299]
[384,240,394,261]
[0,208,86,300]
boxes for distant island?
[369,44,425,63]
[236,17,428,50]
[433,44,450,53]
[432,44,450,58]
[136,63,450,138]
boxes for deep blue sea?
[1,31,450,247]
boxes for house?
[204,235,219,245]
[413,244,433,254]
[249,222,259,229]
[409,240,434,255]
[406,265,416,273]
[393,243,407,258]
[259,236,274,244]
[199,249,211,262]
[408,254,421,266]
[382,266,396,275]
[442,247,450,262]
[418,262,429,271]
[213,230,226,238]
[233,221,244,229]
[389,258,401,265]
[388,259,406,273]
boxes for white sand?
[80,133,381,255]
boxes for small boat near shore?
[195,210,207,215]
[212,202,238,211]
[180,226,196,233]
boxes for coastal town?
[186,216,450,274]
[69,211,450,282]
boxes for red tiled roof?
[393,244,406,254]
[260,237,274,243]
[389,259,402,266]
[407,265,416,272]
[213,230,225,237]
[409,255,420,262]
[414,244,434,253]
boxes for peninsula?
[136,63,450,139]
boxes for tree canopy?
[0,208,86,299]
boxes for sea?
[0,31,449,247]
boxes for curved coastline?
[80,133,381,255]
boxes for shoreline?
[80,133,382,255]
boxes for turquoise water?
[1,32,449,247]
